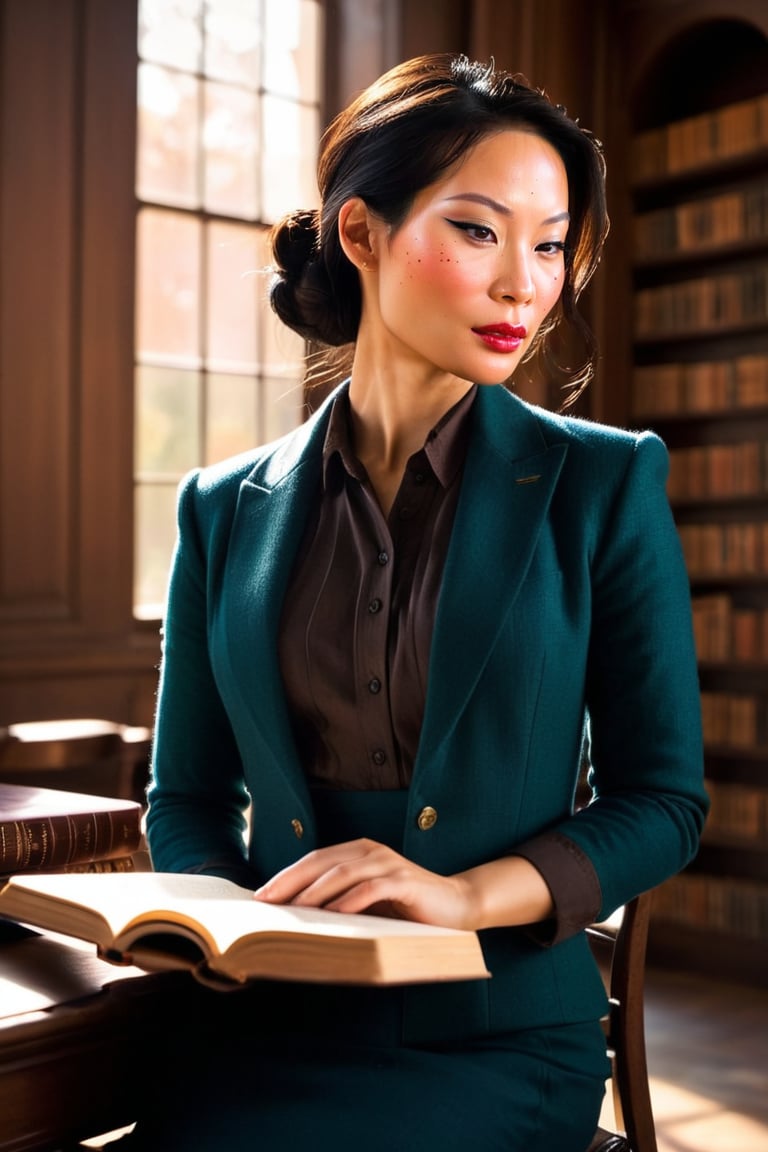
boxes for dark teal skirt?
[127,790,609,1151]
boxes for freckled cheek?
[396,243,478,291]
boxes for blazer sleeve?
[144,469,257,887]
[517,430,709,929]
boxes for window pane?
[204,0,261,86]
[261,304,306,373]
[207,221,261,371]
[203,80,259,217]
[206,372,259,462]
[262,375,304,441]
[261,95,319,222]
[137,64,200,207]
[255,224,307,374]
[134,0,321,619]
[135,365,201,475]
[263,0,320,101]
[136,209,202,366]
[139,0,203,71]
[134,483,181,620]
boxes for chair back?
[0,718,151,802]
[586,891,658,1152]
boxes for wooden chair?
[587,891,657,1152]
[0,718,152,803]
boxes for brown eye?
[446,219,496,243]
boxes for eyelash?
[446,219,495,242]
[445,220,567,255]
[538,240,567,256]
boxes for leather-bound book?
[0,783,143,874]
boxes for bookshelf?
[626,20,768,984]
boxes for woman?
[138,54,708,1150]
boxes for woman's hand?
[252,839,555,931]
[253,838,476,929]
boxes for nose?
[492,249,534,305]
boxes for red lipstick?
[472,323,527,353]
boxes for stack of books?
[0,782,145,878]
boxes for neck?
[347,362,472,516]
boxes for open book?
[0,871,490,988]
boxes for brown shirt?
[279,385,475,790]
[278,385,601,939]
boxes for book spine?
[0,810,142,872]
[654,873,768,939]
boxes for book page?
[1,871,480,958]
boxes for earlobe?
[338,197,377,272]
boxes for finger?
[253,839,380,903]
[286,847,402,909]
[320,875,417,917]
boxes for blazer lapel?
[417,386,567,768]
[213,382,566,804]
[216,397,334,807]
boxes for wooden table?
[0,919,191,1151]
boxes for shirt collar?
[322,383,478,491]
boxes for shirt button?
[368,598,382,614]
[398,506,412,520]
[291,818,304,838]
[377,550,389,566]
[368,678,381,694]
[372,748,387,765]
[413,471,426,485]
[416,806,438,831]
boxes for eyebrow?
[443,193,570,225]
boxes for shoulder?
[512,391,669,483]
[477,385,669,483]
[529,398,664,455]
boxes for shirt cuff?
[513,831,602,946]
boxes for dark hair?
[269,53,609,402]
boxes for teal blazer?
[146,382,707,1038]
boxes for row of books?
[700,690,766,750]
[667,442,768,502]
[692,593,768,664]
[634,179,768,260]
[653,872,768,940]
[0,782,145,877]
[631,92,768,182]
[634,267,768,339]
[705,779,768,843]
[631,355,768,417]
[677,521,768,578]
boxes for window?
[134,0,322,617]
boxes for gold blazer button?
[416,806,438,831]
[291,818,304,838]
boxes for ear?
[338,197,379,272]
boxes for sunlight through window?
[133,0,321,618]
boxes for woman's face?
[365,128,570,386]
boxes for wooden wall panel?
[0,0,160,729]
[78,0,139,632]
[0,1,78,620]
[323,0,402,118]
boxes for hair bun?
[269,208,359,346]
[271,209,319,277]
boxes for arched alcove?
[631,17,768,131]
